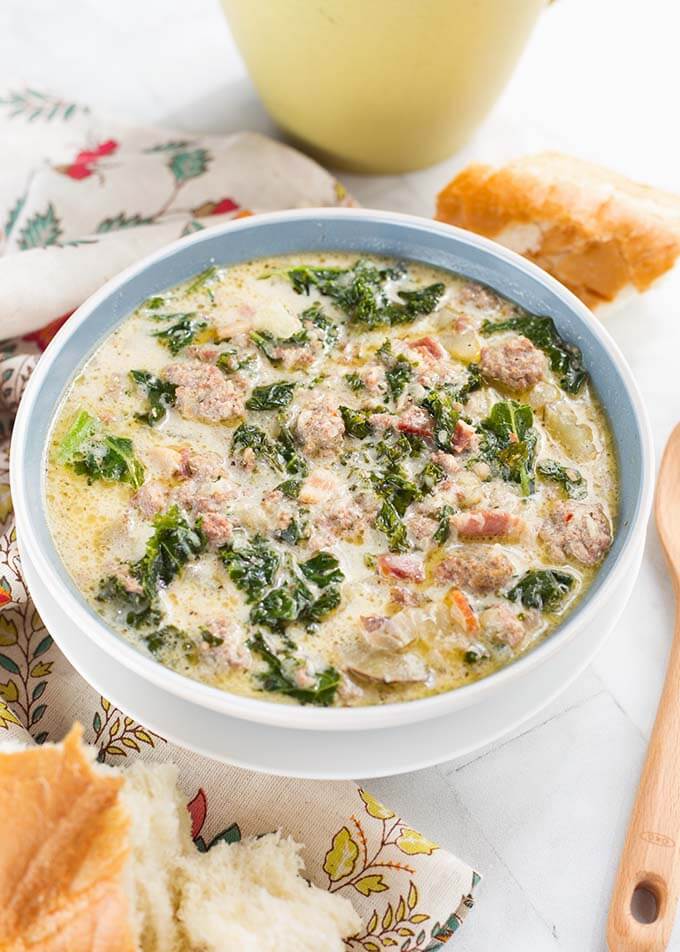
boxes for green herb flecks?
[58,410,144,488]
[479,400,538,496]
[481,315,587,394]
[130,370,177,426]
[507,569,576,612]
[248,632,340,706]
[246,381,296,411]
[537,459,587,499]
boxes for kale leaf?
[219,535,280,602]
[276,478,303,498]
[301,302,338,348]
[246,381,296,411]
[419,460,446,493]
[248,551,344,631]
[248,632,340,706]
[58,410,144,489]
[375,431,418,464]
[391,283,446,322]
[97,575,158,629]
[507,569,576,612]
[481,315,587,394]
[375,499,409,552]
[299,551,345,588]
[371,465,421,516]
[479,400,537,496]
[340,405,372,439]
[99,507,205,627]
[133,505,206,598]
[537,459,587,499]
[385,355,413,402]
[275,513,309,546]
[153,315,208,354]
[433,504,455,545]
[216,349,256,374]
[130,370,177,426]
[186,265,220,303]
[144,624,198,664]
[231,423,308,477]
[455,363,482,403]
[344,372,365,392]
[250,327,309,364]
[421,387,460,451]
[271,259,443,329]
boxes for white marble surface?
[2,0,680,947]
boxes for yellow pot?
[221,0,545,173]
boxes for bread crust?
[0,724,135,952]
[435,152,680,308]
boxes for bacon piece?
[452,509,525,540]
[376,553,425,582]
[408,336,447,360]
[451,419,479,454]
[397,406,433,438]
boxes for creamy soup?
[46,255,618,708]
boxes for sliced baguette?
[0,725,360,952]
[435,152,680,309]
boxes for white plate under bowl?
[12,211,655,735]
[22,537,645,779]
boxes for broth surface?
[46,254,618,707]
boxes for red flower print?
[187,787,207,840]
[191,197,240,218]
[58,139,119,180]
[23,313,72,350]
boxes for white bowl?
[11,209,655,738]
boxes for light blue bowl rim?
[10,209,655,732]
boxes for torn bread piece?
[435,152,680,309]
[0,725,360,952]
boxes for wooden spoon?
[608,424,680,951]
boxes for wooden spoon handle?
[608,602,680,951]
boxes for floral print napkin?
[0,86,479,949]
